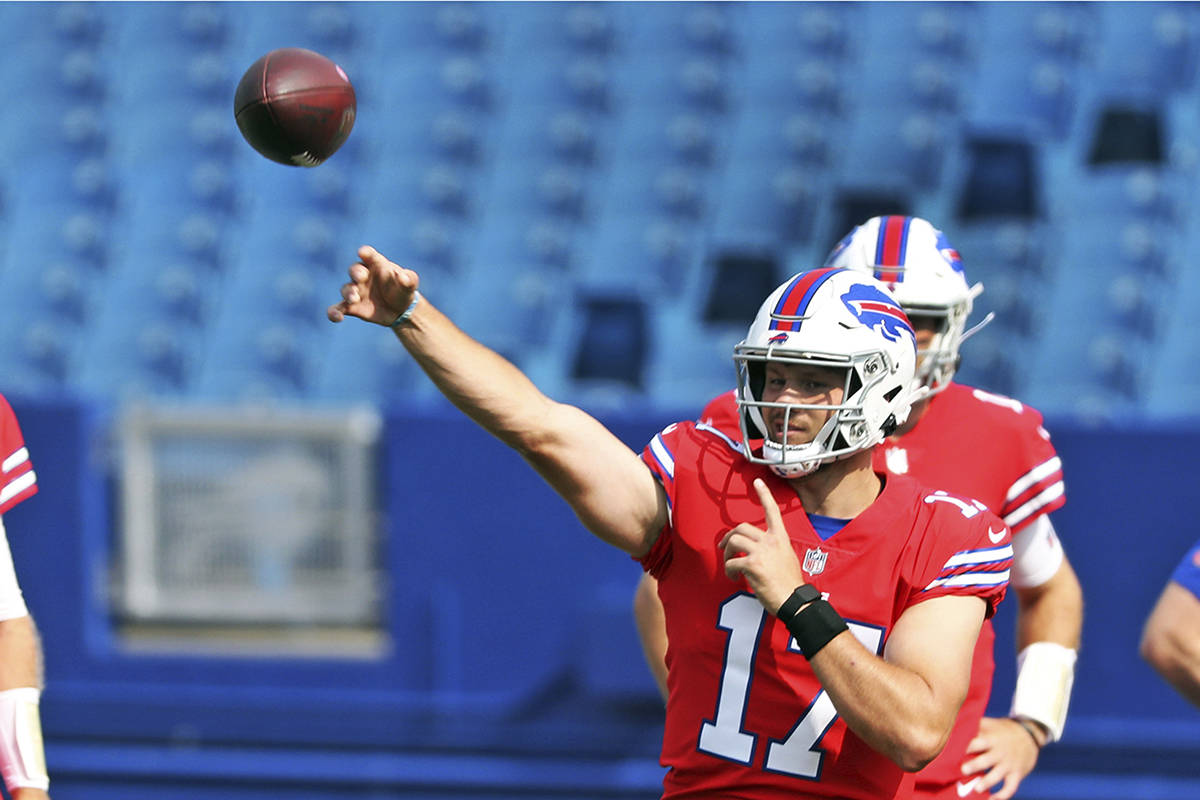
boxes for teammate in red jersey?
[331,246,1011,799]
[635,216,1081,800]
[0,394,52,799]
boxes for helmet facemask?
[734,346,908,478]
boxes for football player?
[1141,538,1200,707]
[331,247,1012,799]
[0,394,52,799]
[635,216,1082,800]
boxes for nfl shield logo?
[803,547,828,576]
[885,447,909,475]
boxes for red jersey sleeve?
[0,394,37,515]
[969,388,1066,533]
[637,421,688,578]
[908,492,1012,619]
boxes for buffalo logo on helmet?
[768,332,789,345]
[934,230,964,274]
[840,283,914,343]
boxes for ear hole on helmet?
[883,386,901,402]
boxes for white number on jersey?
[923,490,988,518]
[971,388,1024,414]
[699,593,884,778]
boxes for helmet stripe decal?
[770,268,840,331]
[874,215,912,284]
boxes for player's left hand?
[720,478,805,614]
[960,716,1043,799]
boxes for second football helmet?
[824,215,984,395]
[733,268,920,478]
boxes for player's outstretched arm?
[721,480,987,772]
[1141,580,1200,708]
[328,246,667,557]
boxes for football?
[233,47,356,167]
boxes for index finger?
[751,478,784,531]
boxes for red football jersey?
[639,421,1011,800]
[0,394,37,516]
[872,383,1065,799]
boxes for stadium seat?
[569,293,649,389]
[699,247,785,325]
[725,104,834,169]
[613,54,732,114]
[955,136,1040,220]
[741,2,853,58]
[709,161,821,245]
[1086,106,1166,166]
[740,52,844,116]
[976,1,1090,64]
[503,54,614,112]
[1093,2,1197,93]
[368,1,490,54]
[609,108,725,168]
[965,54,1076,141]
[496,2,617,57]
[621,1,736,56]
[572,215,706,297]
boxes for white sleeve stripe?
[649,434,675,480]
[0,471,35,506]
[1,447,28,475]
[1005,456,1063,502]
[925,570,1011,590]
[1004,481,1065,528]
[941,544,1014,569]
[694,422,743,452]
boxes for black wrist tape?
[785,599,849,660]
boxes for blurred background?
[0,2,1197,798]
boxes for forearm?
[1141,583,1200,708]
[0,616,49,794]
[811,633,953,771]
[1015,559,1083,651]
[393,297,559,451]
[633,574,669,702]
[392,293,665,555]
[0,615,40,691]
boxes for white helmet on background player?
[733,268,920,478]
[824,215,987,395]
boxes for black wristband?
[1012,717,1045,749]
[785,598,849,660]
[776,584,822,623]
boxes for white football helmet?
[733,268,920,478]
[824,215,986,395]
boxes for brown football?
[233,47,356,167]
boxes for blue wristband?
[390,292,421,328]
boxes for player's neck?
[787,451,880,518]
